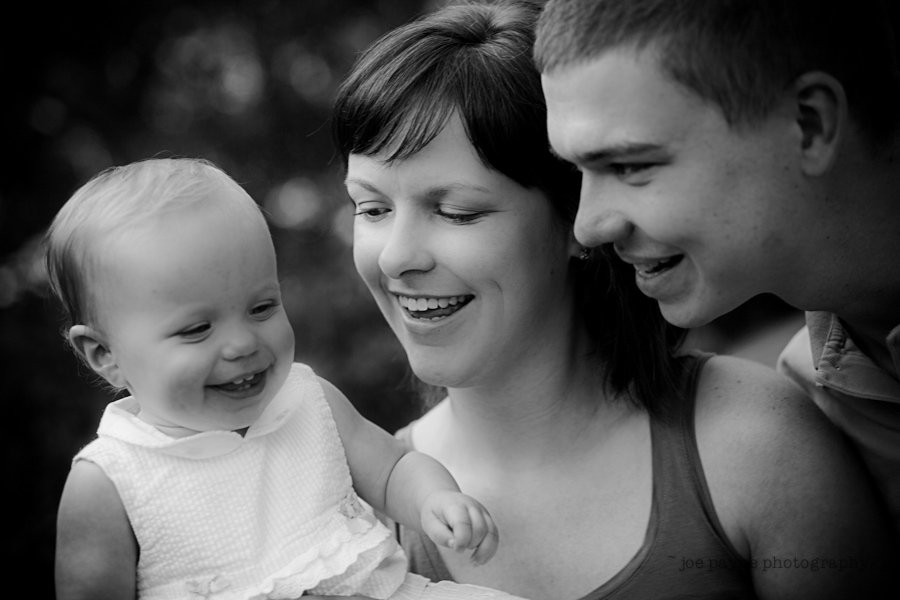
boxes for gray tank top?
[395,353,756,600]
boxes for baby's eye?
[250,300,279,319]
[178,323,211,339]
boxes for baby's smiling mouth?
[397,294,473,320]
[211,370,266,393]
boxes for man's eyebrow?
[551,142,664,165]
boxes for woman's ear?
[68,325,125,388]
[792,71,847,176]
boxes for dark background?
[2,1,801,597]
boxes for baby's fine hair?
[45,157,265,330]
[535,0,900,146]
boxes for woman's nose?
[376,214,435,279]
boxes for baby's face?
[93,192,295,433]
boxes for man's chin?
[657,299,719,330]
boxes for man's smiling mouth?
[634,255,684,277]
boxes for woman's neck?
[428,343,635,467]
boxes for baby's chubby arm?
[55,460,137,600]
[320,378,498,564]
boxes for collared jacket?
[778,312,900,532]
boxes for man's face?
[543,47,806,327]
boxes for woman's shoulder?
[695,355,812,426]
[692,353,842,487]
[689,354,897,596]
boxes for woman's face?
[347,115,580,389]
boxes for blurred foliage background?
[3,1,801,596]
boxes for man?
[535,0,900,528]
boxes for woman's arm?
[319,377,498,562]
[695,355,898,599]
[55,460,137,600]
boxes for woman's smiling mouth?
[397,294,474,320]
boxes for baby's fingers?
[466,505,499,565]
[443,503,474,549]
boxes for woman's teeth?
[398,295,472,319]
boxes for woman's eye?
[436,209,485,224]
[353,205,390,221]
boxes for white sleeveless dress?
[75,362,523,600]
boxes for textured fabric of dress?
[396,353,757,600]
[75,362,407,600]
[74,362,527,600]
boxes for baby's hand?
[420,490,499,565]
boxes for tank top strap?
[644,351,750,576]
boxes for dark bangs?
[332,1,579,217]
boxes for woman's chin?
[407,358,468,389]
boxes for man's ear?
[68,325,126,388]
[793,71,847,176]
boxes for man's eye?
[612,163,647,176]
[609,162,657,185]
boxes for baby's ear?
[68,325,126,388]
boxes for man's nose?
[573,202,634,248]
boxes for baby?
[48,158,525,600]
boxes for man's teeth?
[637,256,679,275]
[398,295,469,311]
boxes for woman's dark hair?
[332,0,686,416]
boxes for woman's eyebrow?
[420,183,492,201]
[345,179,492,200]
[344,178,381,193]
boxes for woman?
[325,1,896,598]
